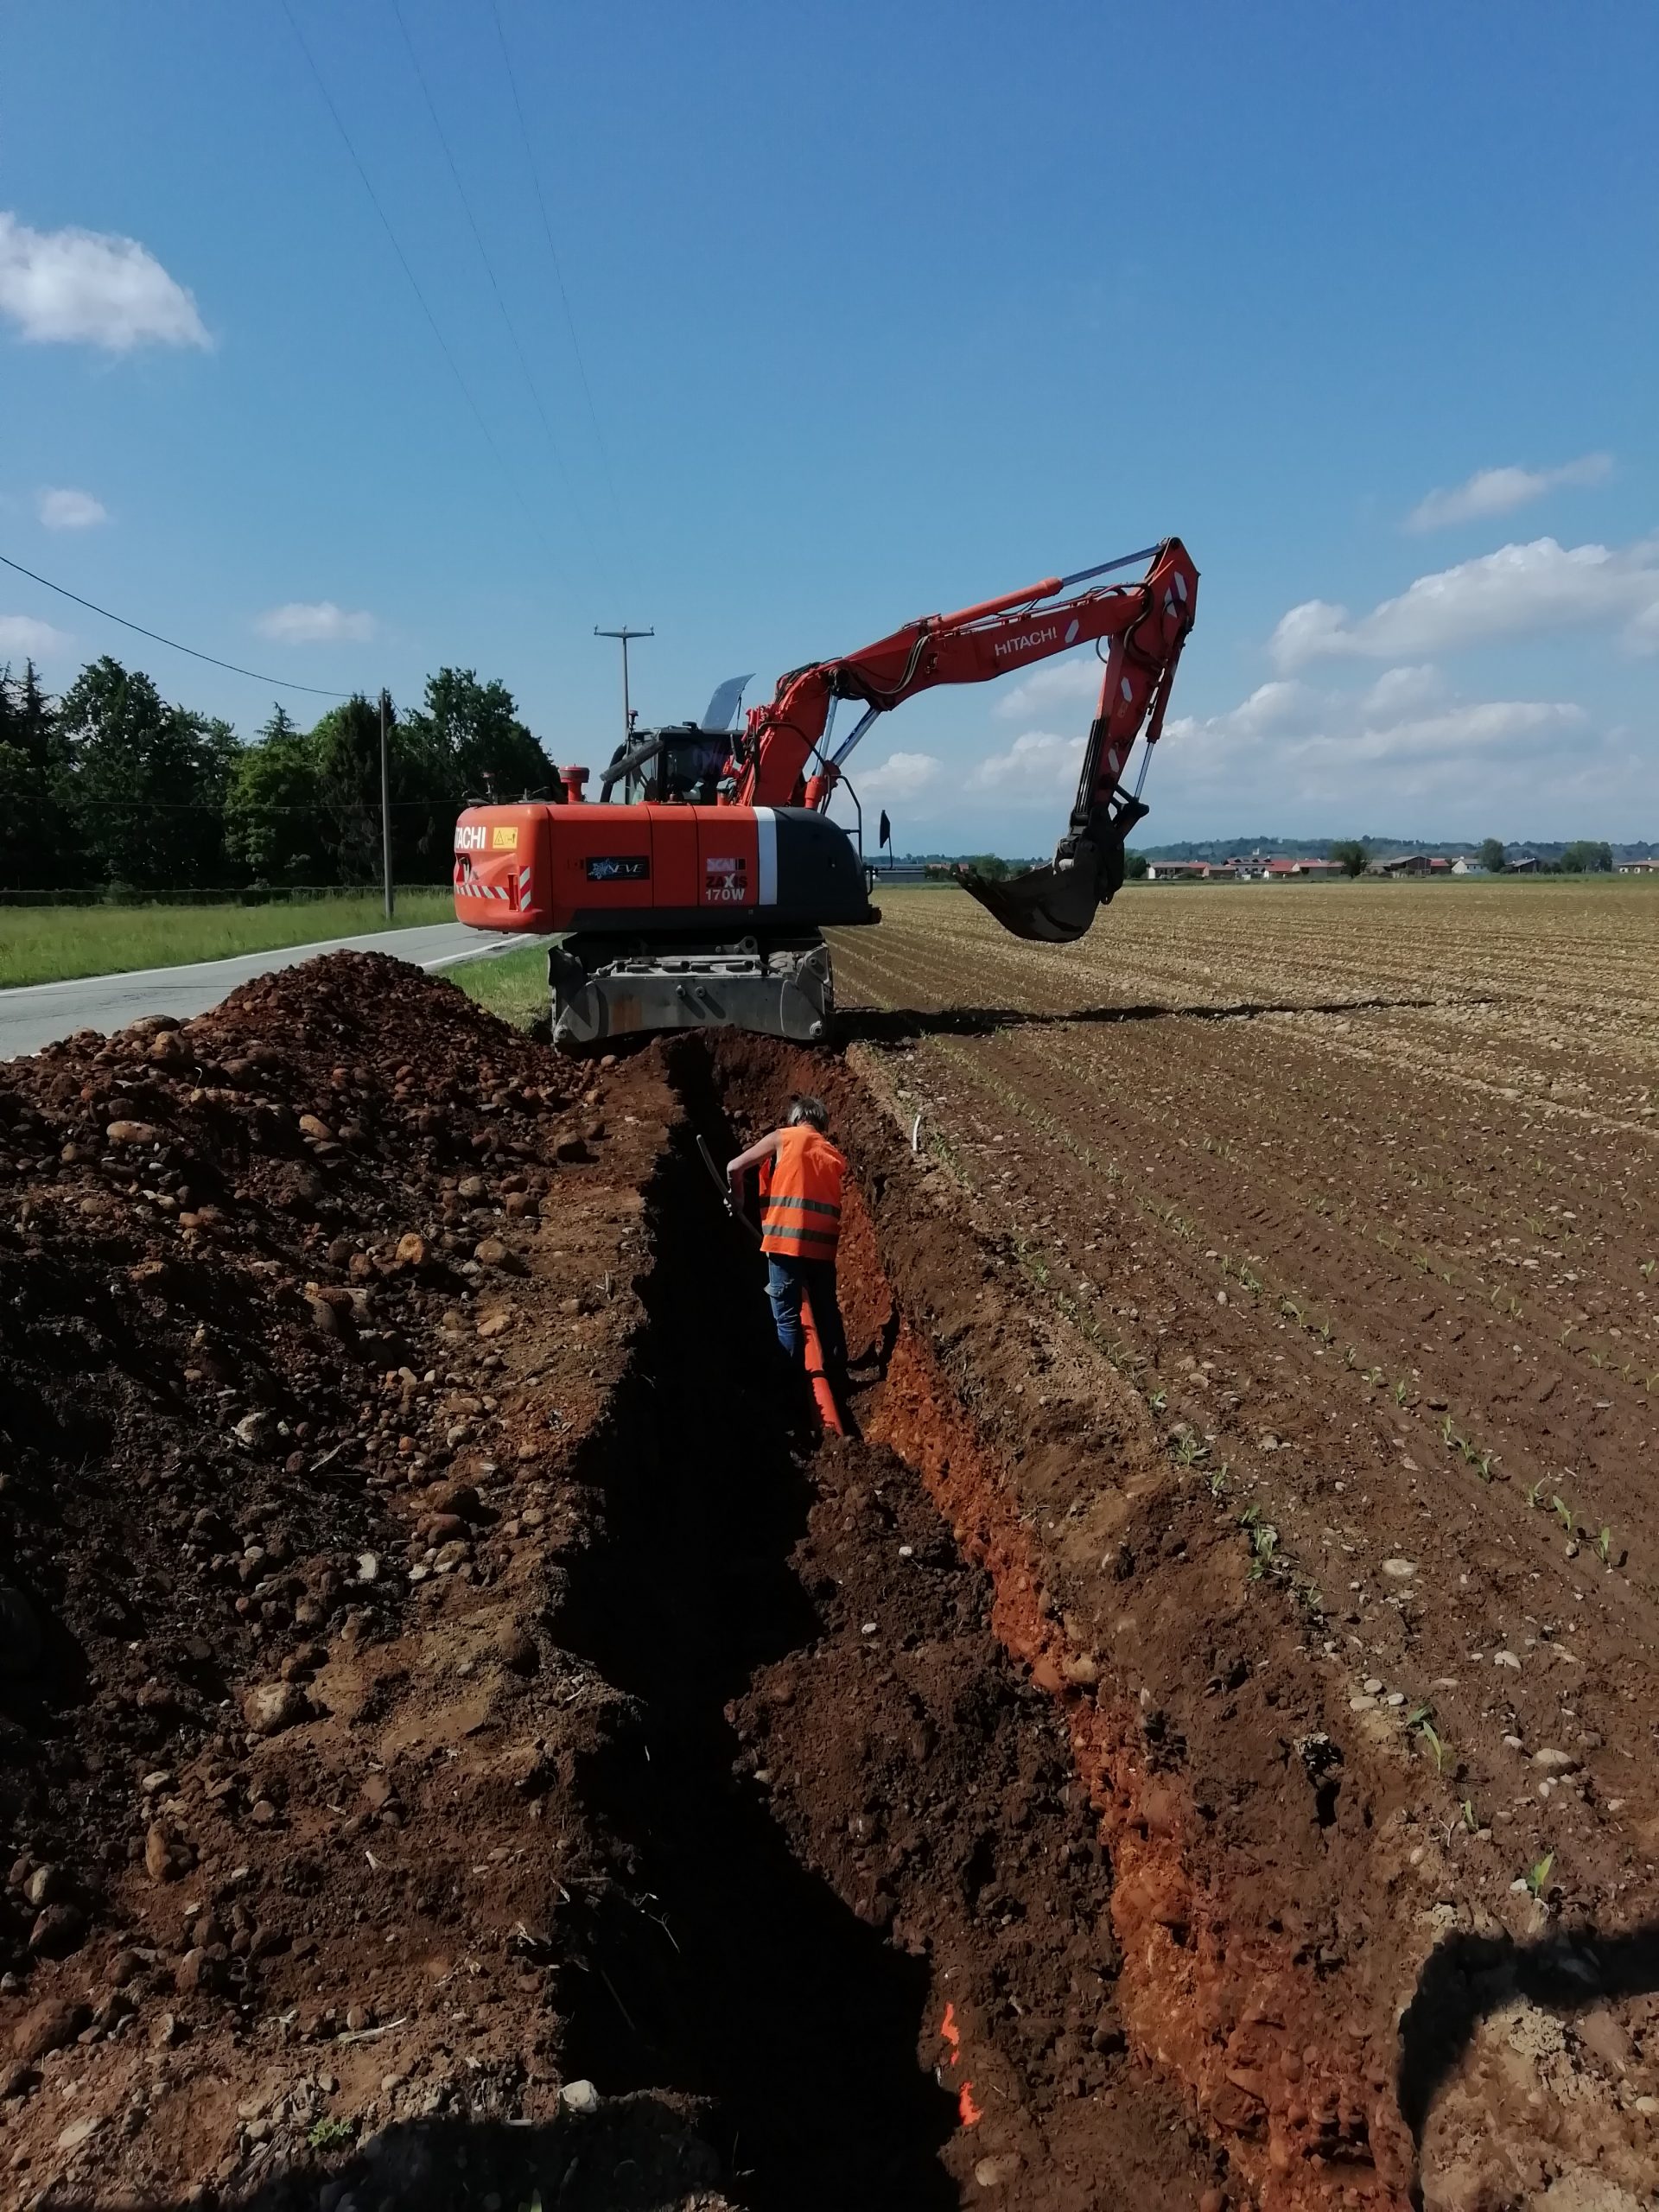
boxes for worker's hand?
[725,1159,742,1185]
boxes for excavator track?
[550,937,835,1048]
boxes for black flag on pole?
[878,810,892,849]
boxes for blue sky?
[3,2,1656,850]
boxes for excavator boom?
[737,538,1198,943]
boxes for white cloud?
[857,749,943,803]
[38,486,107,530]
[1159,664,1586,822]
[1408,453,1611,531]
[968,728,1085,798]
[0,212,209,352]
[1270,537,1659,670]
[255,601,375,645]
[1357,664,1444,718]
[992,650,1102,720]
[0,613,72,658]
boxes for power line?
[389,0,608,590]
[276,0,564,583]
[0,552,353,697]
[487,0,640,599]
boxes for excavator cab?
[605,727,732,806]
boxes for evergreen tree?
[0,661,71,889]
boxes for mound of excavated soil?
[0,956,732,2208]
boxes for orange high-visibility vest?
[760,1127,847,1259]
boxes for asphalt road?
[0,921,548,1061]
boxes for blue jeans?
[766,1255,847,1377]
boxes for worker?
[727,1096,849,1386]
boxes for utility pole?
[594,625,653,748]
[378,688,394,922]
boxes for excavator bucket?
[959,799,1147,944]
[958,849,1105,944]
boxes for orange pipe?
[800,1291,845,1435]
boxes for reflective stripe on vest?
[760,1127,846,1258]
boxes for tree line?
[0,657,561,894]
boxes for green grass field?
[0,888,459,990]
[450,941,550,1030]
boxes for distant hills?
[895,839,1656,866]
[1131,838,1658,863]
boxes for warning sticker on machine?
[704,857,748,903]
[491,824,520,851]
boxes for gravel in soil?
[0,954,733,2208]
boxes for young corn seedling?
[1344,1344,1359,1370]
[1394,1379,1411,1407]
[1279,1295,1303,1324]
[1551,1495,1574,1535]
[1461,1799,1479,1834]
[1208,1462,1231,1502]
[1237,1503,1280,1576]
[1596,1525,1613,1565]
[1525,1478,1548,1510]
[1524,1852,1554,1900]
[1147,1387,1168,1414]
[1408,1705,1449,1777]
[1640,1259,1656,1281]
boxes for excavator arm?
[734,537,1198,944]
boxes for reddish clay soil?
[818,890,1659,2211]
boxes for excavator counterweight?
[453,540,1198,1046]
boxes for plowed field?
[825,877,1659,2209]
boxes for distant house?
[1509,855,1541,874]
[1618,859,1659,875]
[1298,859,1345,877]
[1450,857,1482,875]
[1375,854,1431,876]
[1428,856,1452,874]
[1145,859,1211,880]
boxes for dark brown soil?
[0,957,730,2209]
[11,934,1656,2212]
[0,963,1217,2212]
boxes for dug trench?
[547,1044,1220,2211]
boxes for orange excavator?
[454,538,1198,1046]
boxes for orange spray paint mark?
[940,2002,961,2064]
[958,2082,983,2127]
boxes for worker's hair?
[786,1094,829,1132]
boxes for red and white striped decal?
[753,806,778,906]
